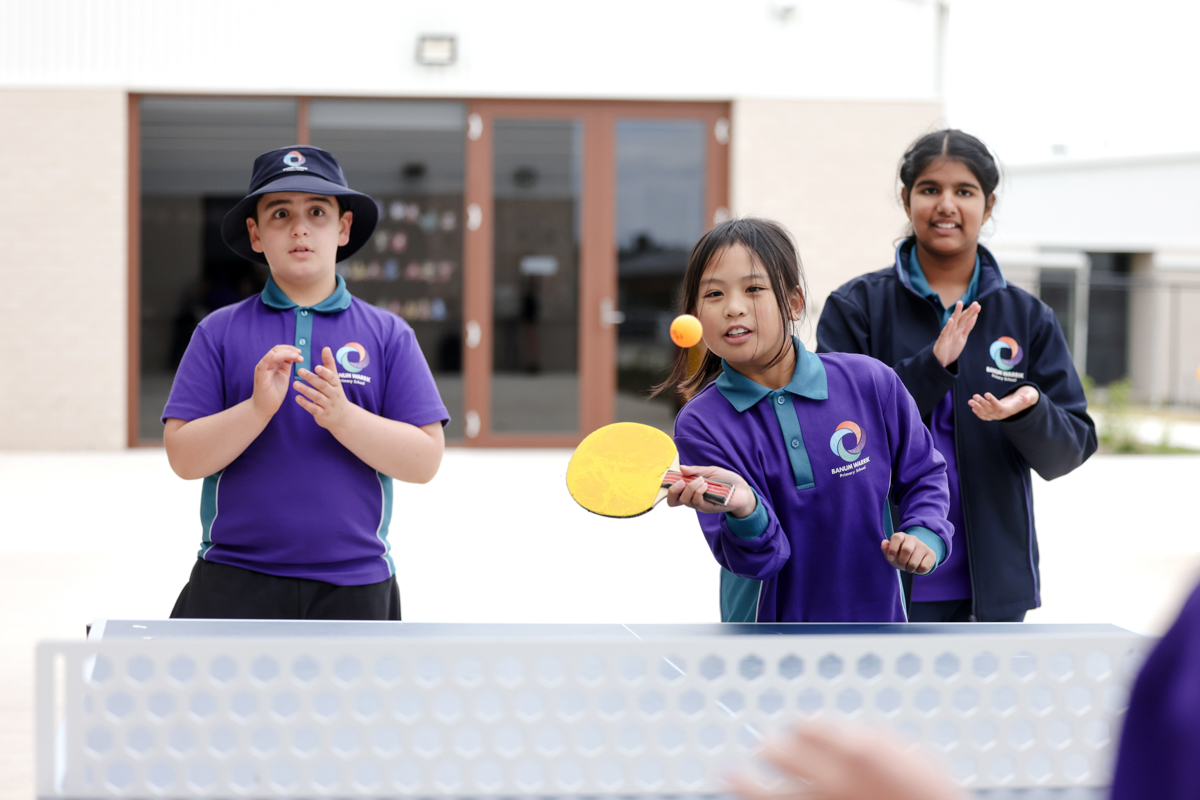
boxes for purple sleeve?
[883,369,954,556]
[674,413,791,581]
[1111,582,1200,800]
[162,325,226,423]
[379,322,449,428]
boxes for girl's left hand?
[881,532,937,575]
[968,385,1039,421]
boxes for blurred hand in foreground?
[728,723,964,800]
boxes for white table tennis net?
[37,630,1144,797]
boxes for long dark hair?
[651,218,807,403]
[899,129,1001,221]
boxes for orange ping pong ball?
[670,314,703,348]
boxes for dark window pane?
[139,98,298,441]
[1039,267,1076,353]
[1085,253,1131,386]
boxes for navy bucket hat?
[220,145,379,265]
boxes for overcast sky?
[945,0,1200,164]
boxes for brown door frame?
[126,95,729,448]
[462,99,730,448]
[127,94,142,448]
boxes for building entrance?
[133,97,727,446]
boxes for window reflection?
[615,119,707,432]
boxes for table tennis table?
[37,619,1142,798]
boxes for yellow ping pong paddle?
[567,422,734,518]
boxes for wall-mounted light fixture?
[416,35,456,66]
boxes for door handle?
[600,298,625,328]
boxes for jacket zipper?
[897,246,999,621]
[949,377,980,621]
[921,292,980,620]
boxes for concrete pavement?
[2,448,1198,799]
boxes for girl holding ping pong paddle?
[654,217,953,623]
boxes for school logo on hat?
[336,342,370,373]
[282,150,308,172]
[830,421,866,463]
[220,145,379,266]
[989,336,1022,370]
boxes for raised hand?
[932,301,981,367]
[880,531,937,575]
[252,345,304,419]
[968,385,1039,421]
[294,346,356,431]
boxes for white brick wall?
[729,99,945,346]
[0,89,127,449]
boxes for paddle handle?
[661,470,735,507]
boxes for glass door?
[462,103,611,446]
[490,119,583,434]
[459,101,727,446]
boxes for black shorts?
[170,559,401,621]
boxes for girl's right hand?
[667,464,757,518]
[932,300,981,367]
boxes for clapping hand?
[932,301,981,368]
[294,347,356,431]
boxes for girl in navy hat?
[162,146,449,621]
[818,130,1096,623]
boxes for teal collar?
[716,337,828,412]
[907,247,981,321]
[260,274,352,313]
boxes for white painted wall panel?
[992,155,1200,252]
[0,0,939,101]
[0,89,127,449]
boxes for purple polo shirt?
[163,276,449,585]
[1111,580,1200,799]
[674,340,952,622]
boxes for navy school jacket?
[816,239,1097,621]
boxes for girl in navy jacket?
[817,129,1096,622]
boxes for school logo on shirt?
[336,342,372,386]
[830,421,870,477]
[985,336,1026,383]
[282,150,308,172]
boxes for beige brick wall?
[729,98,945,345]
[0,89,127,449]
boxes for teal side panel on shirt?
[198,471,222,559]
[770,391,815,490]
[882,495,908,617]
[375,471,396,575]
[294,308,313,378]
[720,569,761,622]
